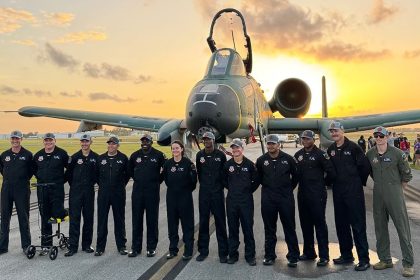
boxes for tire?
[26,245,36,259]
[49,246,58,260]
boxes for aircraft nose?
[186,84,240,136]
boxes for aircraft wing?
[18,106,178,133]
[267,109,420,144]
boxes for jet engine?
[268,78,311,118]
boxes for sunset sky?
[2,0,420,133]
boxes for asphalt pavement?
[1,142,420,280]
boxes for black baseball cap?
[43,133,55,140]
[10,130,23,139]
[107,136,120,144]
[301,130,315,139]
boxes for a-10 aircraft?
[17,8,420,153]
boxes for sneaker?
[402,266,415,277]
[118,247,128,255]
[373,261,393,270]
[333,256,354,264]
[94,250,104,256]
[128,250,140,257]
[182,255,192,261]
[64,250,77,257]
[247,258,257,266]
[263,258,275,266]
[82,247,94,253]
[166,252,177,259]
[299,253,317,261]
[227,256,238,264]
[196,254,208,262]
[317,258,329,267]
[287,258,298,268]
[354,262,370,271]
[219,256,228,263]
[147,250,156,257]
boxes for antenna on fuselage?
[322,76,328,118]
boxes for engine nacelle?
[268,78,311,118]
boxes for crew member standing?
[0,131,33,254]
[327,122,371,271]
[256,134,299,267]
[357,135,367,153]
[128,134,165,258]
[64,134,98,256]
[163,141,197,260]
[33,133,69,254]
[366,126,415,278]
[95,136,130,256]
[294,130,335,266]
[195,132,228,263]
[224,139,259,266]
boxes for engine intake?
[268,78,311,118]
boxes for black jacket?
[196,149,226,193]
[66,149,99,188]
[294,146,335,197]
[256,151,298,199]
[96,151,129,191]
[223,156,259,201]
[327,137,371,194]
[0,146,33,184]
[33,146,69,184]
[128,147,166,186]
[163,157,197,193]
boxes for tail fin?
[322,76,328,118]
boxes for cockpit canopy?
[204,49,246,78]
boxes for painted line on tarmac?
[138,216,216,280]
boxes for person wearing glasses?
[326,121,371,271]
[366,126,415,277]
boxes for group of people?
[0,122,415,277]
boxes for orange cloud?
[0,7,36,33]
[42,12,74,26]
[54,31,107,44]
[11,39,36,46]
[404,49,420,59]
[367,0,398,24]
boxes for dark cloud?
[0,85,20,95]
[309,41,391,61]
[23,88,52,97]
[404,49,420,59]
[194,0,392,62]
[83,63,101,78]
[60,91,82,98]
[88,92,137,103]
[134,75,152,84]
[367,0,398,25]
[40,43,79,70]
[152,99,164,104]
[100,63,131,81]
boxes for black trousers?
[131,184,160,252]
[68,186,94,251]
[298,192,329,259]
[0,183,31,250]
[333,190,370,263]
[37,183,65,246]
[166,191,194,256]
[226,197,255,261]
[197,190,228,258]
[261,194,299,260]
[96,190,126,251]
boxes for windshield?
[205,49,246,77]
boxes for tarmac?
[0,142,420,280]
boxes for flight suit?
[95,151,129,252]
[327,137,370,263]
[256,151,299,261]
[128,147,165,253]
[196,149,228,258]
[223,156,259,261]
[66,150,98,252]
[33,147,69,246]
[294,146,335,260]
[366,145,414,267]
[162,157,197,256]
[0,147,33,251]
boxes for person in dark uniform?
[163,140,197,260]
[224,139,259,266]
[128,134,166,258]
[0,131,33,254]
[327,121,371,271]
[33,133,69,255]
[294,130,335,266]
[94,136,130,256]
[195,132,228,263]
[357,135,367,153]
[256,134,299,267]
[64,134,98,257]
